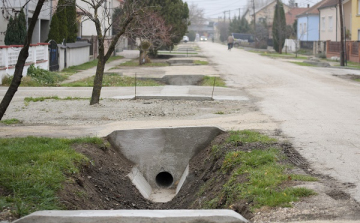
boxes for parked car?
[200,36,207,41]
[182,36,189,43]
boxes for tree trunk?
[90,38,105,105]
[0,0,45,120]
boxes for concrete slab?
[13,210,248,223]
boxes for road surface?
[198,41,360,202]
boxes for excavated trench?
[107,126,223,202]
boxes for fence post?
[326,40,330,58]
[358,42,360,63]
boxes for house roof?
[317,0,338,10]
[285,7,308,25]
[297,0,331,17]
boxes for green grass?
[0,137,103,217]
[290,61,317,67]
[62,56,124,74]
[200,76,226,87]
[200,130,316,210]
[214,111,224,115]
[158,52,198,55]
[227,130,277,144]
[194,60,209,65]
[24,96,89,104]
[260,52,307,60]
[0,118,22,125]
[117,60,169,67]
[61,73,163,87]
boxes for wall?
[351,0,360,40]
[58,43,91,71]
[0,43,49,84]
[307,15,319,41]
[297,16,308,40]
[319,6,340,41]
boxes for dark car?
[232,33,254,46]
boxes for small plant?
[214,111,224,115]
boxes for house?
[243,0,292,38]
[285,6,308,26]
[296,0,330,41]
[350,0,360,40]
[318,0,351,41]
[77,0,123,39]
[0,0,52,45]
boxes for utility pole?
[223,11,226,22]
[339,0,345,66]
[252,0,256,44]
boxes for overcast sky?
[184,0,322,19]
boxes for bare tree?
[188,3,205,33]
[76,0,143,105]
[0,0,46,120]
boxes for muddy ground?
[53,133,360,223]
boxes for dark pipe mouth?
[156,172,173,188]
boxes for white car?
[182,36,189,43]
[200,36,207,41]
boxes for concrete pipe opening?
[156,172,173,188]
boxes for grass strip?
[62,56,124,74]
[0,118,22,125]
[194,60,209,65]
[0,137,103,217]
[117,60,169,67]
[61,74,163,87]
[290,61,317,67]
[200,130,316,210]
[24,96,89,103]
[200,76,226,87]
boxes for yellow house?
[351,0,360,40]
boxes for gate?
[48,40,59,71]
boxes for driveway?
[198,41,360,202]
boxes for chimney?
[295,3,298,7]
[307,4,310,8]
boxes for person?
[227,35,234,50]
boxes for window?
[358,0,360,14]
[321,17,326,31]
[300,23,303,34]
[304,23,307,34]
[358,30,360,40]
[328,16,333,31]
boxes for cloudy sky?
[184,0,322,19]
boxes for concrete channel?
[13,126,250,223]
[107,126,223,202]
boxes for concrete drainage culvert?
[107,126,223,202]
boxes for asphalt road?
[198,41,360,203]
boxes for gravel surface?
[2,98,253,126]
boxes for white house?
[0,0,52,45]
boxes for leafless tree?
[0,0,46,120]
[76,0,144,105]
[188,3,205,33]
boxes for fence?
[326,40,360,63]
[300,41,314,50]
[0,43,49,84]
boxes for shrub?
[27,65,65,86]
